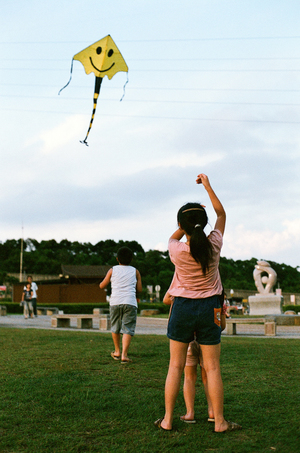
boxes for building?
[13,265,111,304]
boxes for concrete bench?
[37,306,59,316]
[226,318,266,335]
[51,314,111,330]
[51,314,94,329]
[140,309,160,317]
[93,308,110,315]
[0,305,7,316]
[226,315,300,336]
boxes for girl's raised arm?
[196,173,226,235]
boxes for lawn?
[0,328,299,453]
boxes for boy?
[100,247,142,364]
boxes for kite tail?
[58,59,74,95]
[120,72,129,101]
[80,77,103,146]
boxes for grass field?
[1,328,299,453]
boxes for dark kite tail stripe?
[81,76,103,146]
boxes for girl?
[155,173,241,433]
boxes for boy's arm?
[136,270,142,294]
[99,269,113,289]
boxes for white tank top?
[109,265,137,307]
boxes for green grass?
[1,329,299,453]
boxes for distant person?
[224,293,231,318]
[99,246,142,364]
[163,290,227,424]
[21,282,34,319]
[24,276,38,317]
[155,173,241,433]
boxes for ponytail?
[190,226,212,274]
[177,202,212,275]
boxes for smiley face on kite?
[73,35,128,80]
[59,35,128,145]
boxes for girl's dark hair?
[177,202,212,274]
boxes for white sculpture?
[253,260,277,295]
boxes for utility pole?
[19,224,24,282]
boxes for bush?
[283,305,300,314]
[4,302,170,315]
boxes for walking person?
[24,276,38,317]
[100,246,142,364]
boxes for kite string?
[58,59,74,95]
[120,72,129,101]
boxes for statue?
[249,260,282,315]
[253,260,277,295]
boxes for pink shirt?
[168,229,223,299]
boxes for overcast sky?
[1,0,300,268]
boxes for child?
[155,173,241,433]
[21,282,34,319]
[163,290,226,423]
[99,246,142,364]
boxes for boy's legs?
[111,332,121,357]
[121,334,132,361]
[120,305,137,361]
[181,364,197,421]
[110,306,122,357]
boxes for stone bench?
[226,315,300,336]
[51,314,111,330]
[140,309,160,317]
[93,308,110,315]
[0,305,7,316]
[37,306,59,316]
[226,318,267,335]
[265,314,300,326]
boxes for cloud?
[25,115,86,155]
[223,219,300,266]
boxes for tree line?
[0,238,300,295]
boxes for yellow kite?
[59,35,128,145]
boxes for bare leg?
[200,366,214,419]
[111,332,121,356]
[160,340,189,430]
[200,343,229,432]
[121,334,132,361]
[181,365,197,421]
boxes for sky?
[1,0,300,268]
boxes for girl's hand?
[196,173,211,190]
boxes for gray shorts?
[110,304,137,336]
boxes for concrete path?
[1,315,300,338]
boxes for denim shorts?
[110,304,137,336]
[167,295,222,345]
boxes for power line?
[1,36,300,44]
[0,107,299,124]
[1,94,300,107]
[1,83,299,93]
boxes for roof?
[61,265,111,278]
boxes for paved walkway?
[1,315,300,338]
